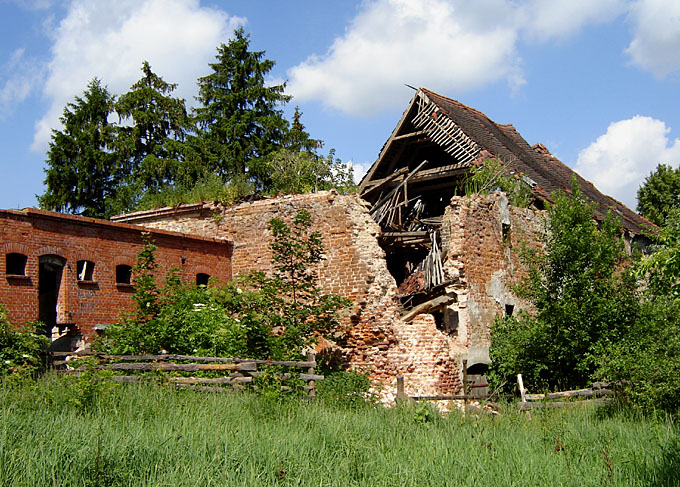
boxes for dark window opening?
[433,306,459,336]
[76,260,95,281]
[115,265,132,285]
[196,273,210,286]
[6,253,27,276]
[505,304,514,316]
[502,222,511,246]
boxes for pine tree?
[193,28,291,185]
[115,61,198,204]
[39,78,122,219]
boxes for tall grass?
[0,374,677,486]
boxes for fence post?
[307,352,316,398]
[396,375,406,403]
[517,374,526,403]
[462,359,468,411]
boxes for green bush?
[100,211,350,362]
[489,180,639,392]
[0,305,48,379]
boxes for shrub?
[489,180,639,392]
[0,305,48,379]
[100,210,350,362]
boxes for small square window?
[77,260,95,281]
[116,265,132,285]
[6,253,27,276]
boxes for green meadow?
[0,375,678,486]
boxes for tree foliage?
[40,29,355,218]
[39,79,122,218]
[489,180,639,391]
[115,61,199,204]
[193,27,291,184]
[100,211,350,361]
[637,163,680,226]
[597,209,680,414]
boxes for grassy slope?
[0,375,678,486]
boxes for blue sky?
[1,0,679,211]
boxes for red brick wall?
[0,209,231,340]
[116,191,543,401]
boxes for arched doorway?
[38,254,65,334]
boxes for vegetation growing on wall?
[100,211,349,361]
[464,158,533,207]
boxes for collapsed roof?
[359,88,651,236]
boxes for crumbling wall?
[441,193,544,368]
[117,191,544,399]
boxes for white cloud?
[287,0,522,116]
[32,0,244,151]
[625,0,680,77]
[0,48,43,120]
[518,0,628,41]
[575,116,680,209]
[287,0,629,117]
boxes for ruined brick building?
[0,208,231,349]
[112,89,651,399]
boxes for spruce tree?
[193,28,291,185]
[39,78,122,219]
[115,61,198,204]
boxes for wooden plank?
[91,362,257,372]
[361,167,409,197]
[518,399,610,410]
[391,130,428,141]
[402,294,455,322]
[517,374,527,403]
[247,372,324,381]
[381,231,430,238]
[411,395,480,401]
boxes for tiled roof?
[420,89,653,235]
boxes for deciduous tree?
[637,163,680,226]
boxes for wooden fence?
[395,360,490,406]
[517,374,613,409]
[50,351,323,396]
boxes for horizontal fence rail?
[51,350,321,396]
[517,374,613,409]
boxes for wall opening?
[505,304,514,316]
[6,253,27,276]
[39,255,65,333]
[433,306,459,336]
[502,222,511,246]
[115,265,132,285]
[76,260,95,281]
[196,273,210,286]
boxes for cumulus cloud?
[32,0,243,151]
[625,0,680,77]
[575,116,680,209]
[517,0,628,41]
[287,0,522,116]
[287,0,630,116]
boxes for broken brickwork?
[114,190,543,399]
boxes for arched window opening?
[196,273,210,286]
